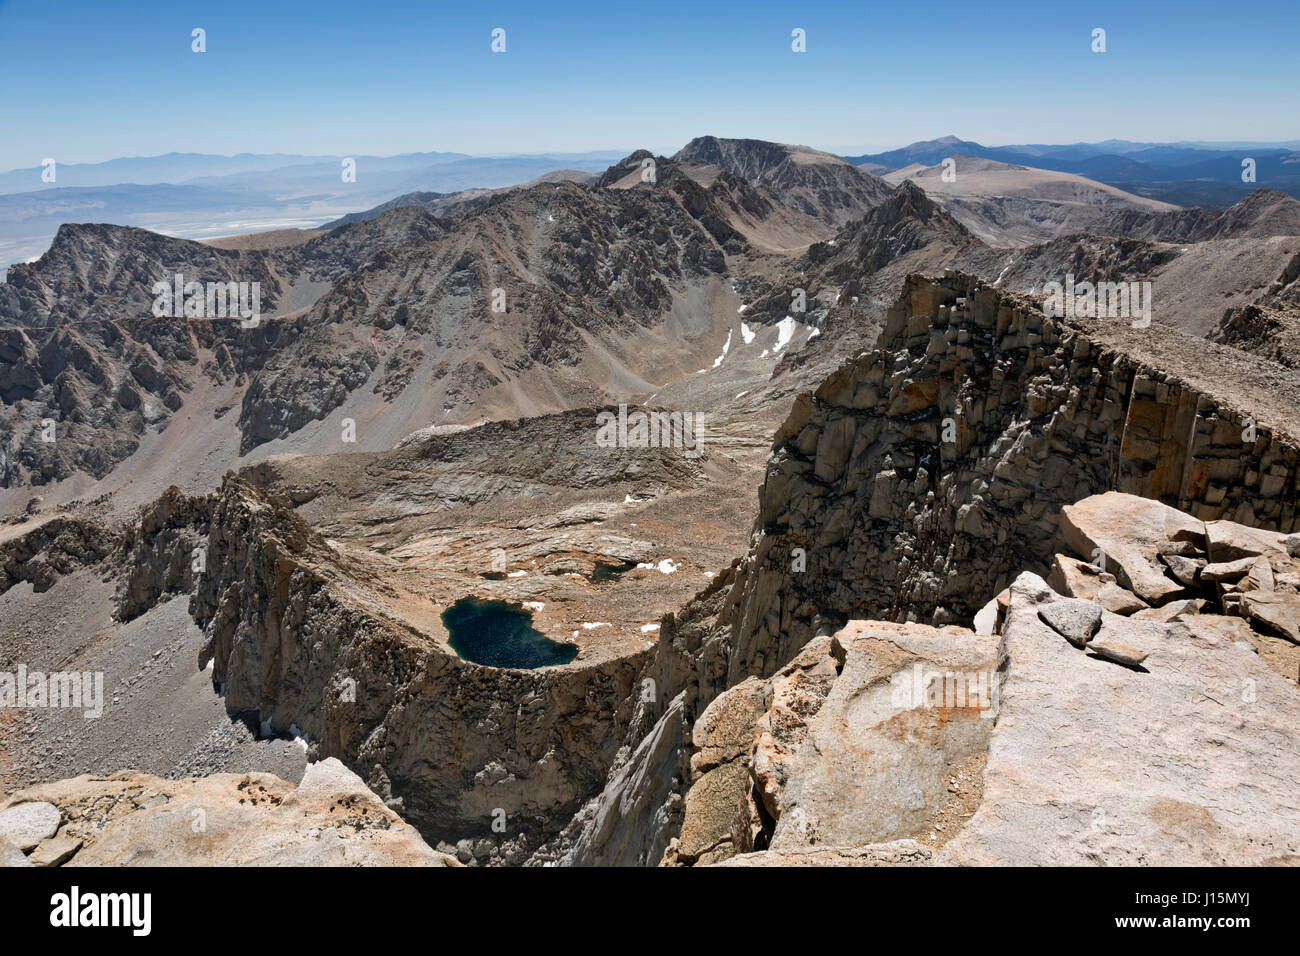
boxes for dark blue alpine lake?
[441,598,578,668]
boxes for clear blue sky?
[1,0,1296,170]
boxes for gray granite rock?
[1037,599,1103,647]
[0,802,60,852]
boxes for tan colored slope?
[234,403,771,668]
[886,155,1177,246]
[202,227,327,250]
[978,233,1300,339]
[885,155,1175,210]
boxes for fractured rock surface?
[939,575,1300,865]
[0,758,457,866]
[665,620,996,866]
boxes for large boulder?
[668,620,997,865]
[1059,492,1201,604]
[1242,591,1300,644]
[938,574,1300,865]
[0,801,60,852]
[1205,520,1289,563]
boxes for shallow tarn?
[442,597,578,668]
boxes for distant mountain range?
[0,150,630,275]
[0,150,632,195]
[4,136,1300,278]
[846,135,1300,206]
[6,136,1298,491]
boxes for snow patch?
[760,315,817,357]
[638,558,679,574]
[774,316,798,351]
[711,329,732,368]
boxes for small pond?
[591,561,637,583]
[442,597,578,669]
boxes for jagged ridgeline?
[728,271,1300,655]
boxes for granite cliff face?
[181,474,645,862]
[0,397,756,866]
[727,271,1299,656]
[666,492,1300,866]
[550,272,1300,865]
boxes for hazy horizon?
[2,0,1297,171]
[7,134,1300,180]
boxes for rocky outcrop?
[662,492,1300,866]
[115,486,212,621]
[804,181,980,283]
[722,271,1300,672]
[535,562,740,866]
[939,570,1300,864]
[0,516,115,594]
[0,208,452,331]
[0,318,194,485]
[554,273,1300,866]
[663,619,996,866]
[0,758,458,866]
[673,137,895,227]
[0,223,284,329]
[1097,188,1300,242]
[1212,251,1300,368]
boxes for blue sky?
[0,0,1296,170]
